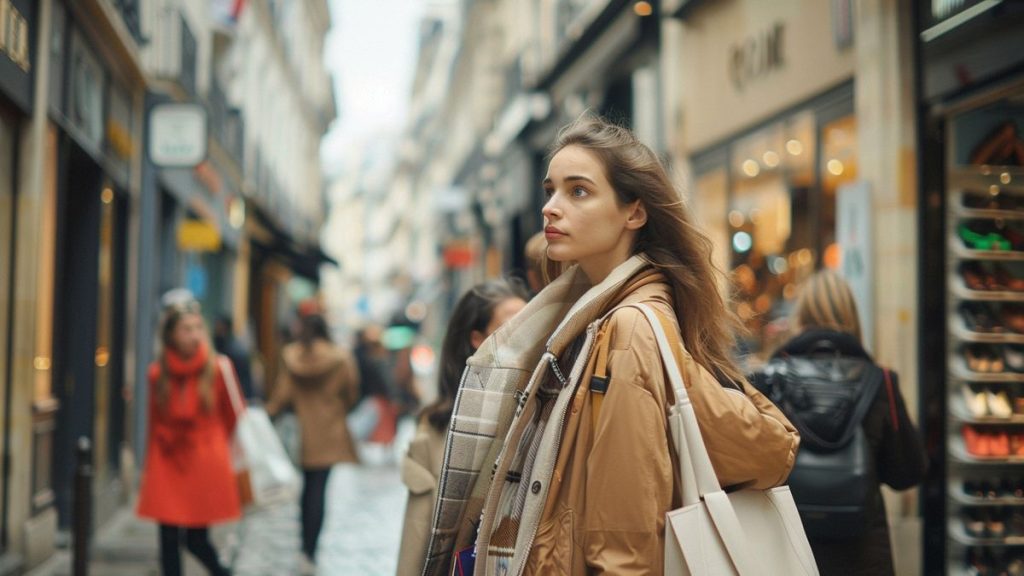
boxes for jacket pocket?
[524,505,574,575]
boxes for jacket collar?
[772,328,872,361]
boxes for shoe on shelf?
[961,262,991,291]
[960,223,1013,251]
[961,302,1002,332]
[1006,345,1024,373]
[990,346,1006,373]
[965,425,991,457]
[965,386,990,417]
[1004,304,1024,333]
[966,345,988,372]
[994,263,1024,290]
[989,390,1014,418]
[992,431,1012,457]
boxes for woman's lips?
[545,226,566,239]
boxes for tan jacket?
[266,340,360,468]
[484,279,797,575]
[396,419,447,576]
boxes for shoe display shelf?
[948,167,1024,573]
[951,314,1024,344]
[950,518,1024,547]
[950,166,1024,194]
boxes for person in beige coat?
[396,279,528,576]
[266,313,359,566]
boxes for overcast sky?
[320,0,424,175]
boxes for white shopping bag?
[222,357,302,507]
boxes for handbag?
[630,304,819,576]
[221,357,302,508]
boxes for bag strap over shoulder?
[589,321,613,432]
[219,356,245,417]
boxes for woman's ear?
[625,201,647,230]
[470,330,485,350]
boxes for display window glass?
[694,100,858,362]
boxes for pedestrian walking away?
[752,270,927,575]
[265,311,360,569]
[397,278,528,576]
[421,115,800,576]
[136,289,240,576]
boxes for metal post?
[72,436,93,576]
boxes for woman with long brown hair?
[137,291,239,576]
[426,115,799,575]
[397,278,528,576]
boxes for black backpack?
[754,352,883,541]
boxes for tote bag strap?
[630,304,761,575]
[626,304,721,496]
[219,356,246,417]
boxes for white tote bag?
[221,357,302,507]
[630,305,819,576]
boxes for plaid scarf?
[421,255,653,576]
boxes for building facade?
[0,0,335,572]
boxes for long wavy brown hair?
[156,305,216,411]
[548,114,746,385]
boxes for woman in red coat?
[137,293,240,576]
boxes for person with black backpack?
[752,270,927,575]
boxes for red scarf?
[162,343,212,422]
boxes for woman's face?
[471,296,527,350]
[170,313,206,357]
[542,145,646,283]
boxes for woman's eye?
[543,187,554,198]
[572,186,588,198]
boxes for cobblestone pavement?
[315,460,408,576]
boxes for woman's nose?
[542,194,560,219]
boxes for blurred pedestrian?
[754,270,927,575]
[523,231,547,294]
[136,290,239,576]
[349,326,401,447]
[445,115,797,574]
[213,314,256,402]
[397,279,528,576]
[265,313,360,569]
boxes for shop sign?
[0,0,34,112]
[729,22,785,91]
[177,219,221,252]
[837,181,874,351]
[443,240,476,269]
[149,103,207,167]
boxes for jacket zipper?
[511,322,598,576]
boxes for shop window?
[708,104,857,362]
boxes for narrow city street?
[28,457,407,576]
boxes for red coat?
[137,344,241,526]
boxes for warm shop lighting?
[742,159,760,177]
[101,187,114,204]
[34,356,51,371]
[728,210,745,228]
[762,150,780,168]
[990,185,1001,196]
[827,159,845,176]
[95,346,110,367]
[786,139,803,156]
[633,1,653,16]
[732,231,753,253]
[1001,172,1012,185]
